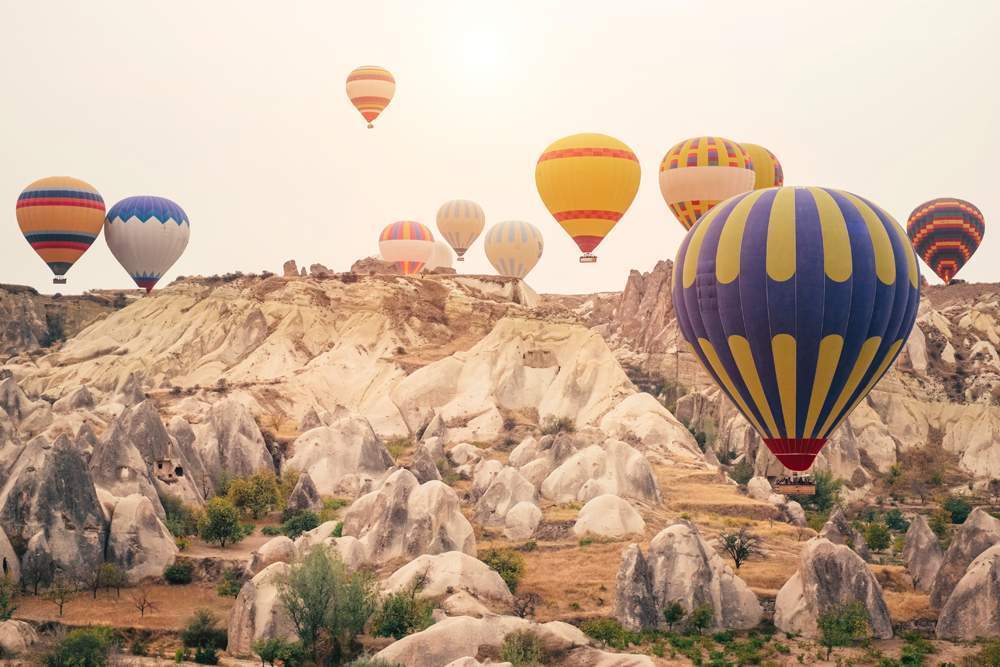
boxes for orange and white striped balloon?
[346,66,395,128]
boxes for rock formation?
[615,521,761,631]
[286,471,321,511]
[285,415,393,496]
[935,543,1000,640]
[227,562,297,657]
[246,536,296,576]
[541,439,661,504]
[774,538,892,639]
[930,507,1000,608]
[573,494,645,539]
[474,466,537,526]
[342,468,475,563]
[615,544,657,631]
[107,494,178,583]
[819,509,872,561]
[903,515,943,593]
[382,551,513,608]
[503,501,542,541]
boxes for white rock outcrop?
[541,439,661,504]
[573,494,645,539]
[227,562,297,657]
[285,415,393,496]
[383,551,513,608]
[107,494,178,583]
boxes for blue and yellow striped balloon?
[673,186,920,471]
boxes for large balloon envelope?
[105,196,190,293]
[16,176,105,284]
[425,239,454,272]
[906,197,984,284]
[740,143,784,190]
[535,133,640,263]
[379,221,434,274]
[673,186,920,471]
[436,200,485,261]
[659,137,755,230]
[484,221,544,279]
[346,66,395,128]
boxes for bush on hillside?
[164,562,193,585]
[480,547,524,593]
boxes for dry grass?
[16,583,233,631]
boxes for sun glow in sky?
[1,1,998,295]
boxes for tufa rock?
[930,507,1000,608]
[902,515,943,593]
[774,538,892,639]
[615,543,658,631]
[935,543,1000,640]
[503,501,542,541]
[819,508,872,562]
[286,471,321,512]
[107,494,178,583]
[282,260,298,277]
[574,494,645,539]
[382,551,513,608]
[246,536,296,576]
[285,415,393,496]
[227,562,297,657]
[474,466,537,526]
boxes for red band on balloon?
[763,438,826,472]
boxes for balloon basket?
[579,254,597,264]
[53,278,67,285]
[773,475,815,496]
[456,256,465,262]
[367,123,374,129]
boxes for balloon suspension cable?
[579,253,597,264]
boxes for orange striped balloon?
[346,66,395,128]
[379,221,434,274]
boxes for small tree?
[718,527,763,569]
[253,638,305,667]
[793,471,841,512]
[729,459,754,486]
[864,522,891,553]
[371,576,433,639]
[480,548,525,593]
[181,608,228,650]
[0,575,17,620]
[45,576,75,617]
[131,586,157,618]
[99,563,124,598]
[817,601,869,659]
[199,497,244,548]
[884,509,909,532]
[227,472,280,520]
[279,548,378,664]
[662,600,685,631]
[686,604,714,635]
[942,495,973,524]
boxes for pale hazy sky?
[2,1,997,295]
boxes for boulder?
[443,659,512,667]
[374,615,587,667]
[642,521,761,630]
[598,393,703,463]
[246,536,296,576]
[286,471,321,512]
[116,371,147,406]
[285,416,393,496]
[343,469,475,564]
[383,551,513,607]
[503,501,542,541]
[107,494,178,583]
[774,538,892,639]
[930,507,1000,608]
[541,440,660,504]
[282,259,298,277]
[409,445,442,483]
[935,543,1000,640]
[819,509,871,562]
[574,495,645,539]
[440,591,493,618]
[52,385,95,413]
[227,562,297,657]
[0,619,38,654]
[903,515,943,593]
[0,434,108,583]
[471,459,504,498]
[196,397,274,480]
[474,466,537,526]
[615,544,657,631]
[746,477,772,501]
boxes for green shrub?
[164,562,193,585]
[174,648,187,663]
[216,568,242,597]
[500,629,546,665]
[384,438,411,461]
[227,472,281,520]
[161,493,200,537]
[261,525,282,536]
[199,497,245,548]
[540,416,575,435]
[884,508,910,532]
[254,638,305,666]
[346,659,404,667]
[480,548,525,593]
[686,604,713,635]
[0,576,17,620]
[967,639,1000,666]
[663,600,685,630]
[281,510,320,539]
[581,618,639,649]
[130,638,149,656]
[193,647,219,665]
[278,547,379,664]
[333,521,344,537]
[865,522,892,552]
[729,459,754,485]
[181,609,228,649]
[817,601,869,659]
[942,495,973,524]
[44,627,114,666]
[793,471,841,512]
[371,584,433,639]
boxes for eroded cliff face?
[591,260,1000,484]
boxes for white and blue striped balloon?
[484,220,544,279]
[105,196,190,292]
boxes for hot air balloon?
[425,239,454,272]
[436,199,485,261]
[16,176,105,284]
[673,186,920,472]
[346,66,395,128]
[484,221,543,279]
[741,143,784,190]
[379,221,434,274]
[105,196,190,293]
[659,137,756,230]
[906,198,984,284]
[535,133,640,263]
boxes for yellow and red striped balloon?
[378,221,434,274]
[535,133,640,263]
[16,176,106,284]
[740,143,784,190]
[346,66,395,128]
[659,137,756,230]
